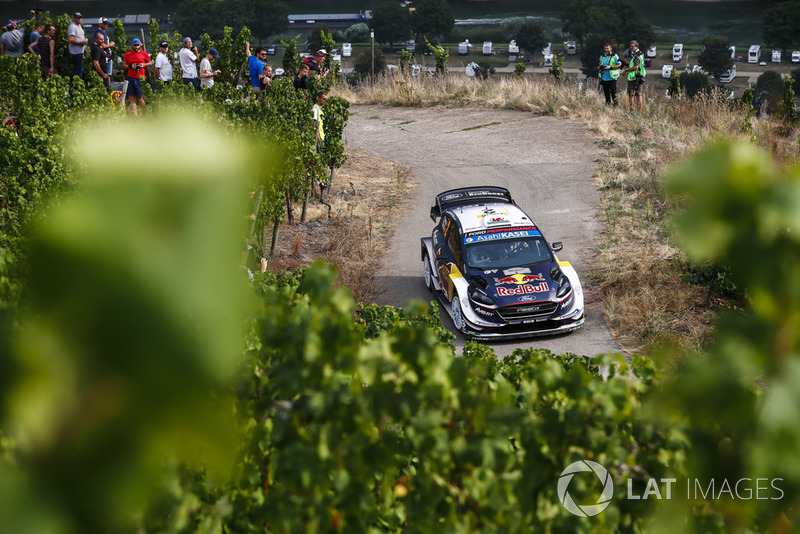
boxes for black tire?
[423,255,434,293]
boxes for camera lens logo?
[557,460,614,517]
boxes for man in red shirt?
[121,38,152,115]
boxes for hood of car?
[467,263,560,305]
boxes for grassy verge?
[332,74,800,354]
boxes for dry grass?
[268,147,413,303]
[331,73,800,354]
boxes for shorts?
[250,85,262,96]
[627,78,644,96]
[126,76,143,98]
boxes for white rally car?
[421,186,585,339]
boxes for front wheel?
[451,294,469,335]
[423,255,434,292]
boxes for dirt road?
[345,105,619,357]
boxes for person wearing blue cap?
[199,48,221,88]
[67,13,89,78]
[0,20,25,57]
[122,38,152,115]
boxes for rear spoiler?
[429,186,514,221]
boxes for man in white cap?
[179,36,200,90]
[67,12,89,78]
[94,17,115,76]
[0,20,25,57]
[303,48,329,80]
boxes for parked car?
[662,64,673,78]
[420,186,585,339]
[266,45,276,55]
[646,46,656,58]
[692,64,705,73]
[793,51,800,63]
[644,58,652,67]
[759,60,767,66]
[719,65,736,83]
[342,43,352,57]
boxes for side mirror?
[430,205,441,222]
[551,241,563,252]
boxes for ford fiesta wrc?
[420,186,584,339]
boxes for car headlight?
[556,276,572,299]
[469,286,496,307]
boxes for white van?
[544,54,553,67]
[508,40,519,54]
[772,50,781,63]
[672,43,683,62]
[458,40,470,55]
[342,43,352,57]
[564,41,577,55]
[719,65,736,83]
[748,45,761,63]
[482,41,492,55]
[793,50,800,63]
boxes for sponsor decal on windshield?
[463,230,540,244]
[464,226,538,239]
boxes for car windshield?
[465,236,553,269]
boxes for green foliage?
[280,34,301,78]
[244,0,289,43]
[621,19,656,51]
[0,113,255,533]
[370,0,413,47]
[514,62,527,77]
[779,75,798,127]
[549,54,565,82]
[679,71,711,99]
[515,21,549,57]
[755,70,785,115]
[667,69,681,99]
[399,49,412,75]
[580,33,611,79]
[698,34,734,81]
[353,48,387,77]
[425,37,450,76]
[413,0,455,41]
[762,1,800,52]
[306,22,330,54]
[345,23,370,43]
[661,140,800,530]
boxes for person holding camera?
[179,37,200,90]
[598,42,621,106]
[304,49,329,80]
[624,40,646,112]
[122,38,152,115]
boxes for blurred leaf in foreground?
[0,111,267,533]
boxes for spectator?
[245,41,267,96]
[154,41,173,83]
[199,48,221,88]
[122,38,152,115]
[94,17,115,76]
[260,64,273,91]
[179,36,200,89]
[67,12,88,78]
[598,42,621,106]
[29,22,44,53]
[312,89,328,150]
[304,49,329,80]
[0,20,25,57]
[623,40,646,112]
[28,23,55,79]
[91,32,110,88]
[293,63,310,90]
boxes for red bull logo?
[495,273,548,296]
